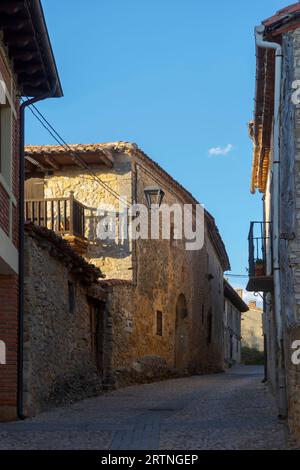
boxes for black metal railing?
[248,221,272,277]
[25,192,86,240]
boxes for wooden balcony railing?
[25,192,86,240]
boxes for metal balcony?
[246,221,274,293]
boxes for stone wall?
[275,28,300,444]
[103,157,226,384]
[23,228,106,416]
[28,145,228,386]
[43,153,133,280]
[285,325,300,443]
[280,29,300,444]
[224,298,241,367]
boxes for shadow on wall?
[246,328,261,351]
[86,208,131,260]
[241,346,264,366]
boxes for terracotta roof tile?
[25,222,103,284]
[98,279,133,288]
[263,2,300,27]
[25,143,117,155]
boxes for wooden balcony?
[25,192,88,254]
[246,221,274,293]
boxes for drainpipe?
[18,85,57,420]
[255,26,287,418]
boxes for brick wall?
[12,104,19,249]
[0,275,19,421]
[0,183,9,235]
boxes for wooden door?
[175,294,188,369]
[90,302,105,378]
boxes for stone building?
[224,281,248,368]
[24,142,230,385]
[0,0,62,421]
[241,301,264,352]
[247,2,300,444]
[23,222,108,416]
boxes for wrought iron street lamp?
[144,187,165,208]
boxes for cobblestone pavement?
[0,366,297,450]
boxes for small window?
[207,308,213,345]
[68,281,75,314]
[0,102,12,185]
[156,311,163,336]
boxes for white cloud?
[209,144,233,156]
[241,291,263,308]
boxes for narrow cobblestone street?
[0,366,296,450]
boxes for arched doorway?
[175,294,188,369]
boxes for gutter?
[255,25,287,418]
[18,85,58,420]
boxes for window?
[0,101,12,186]
[156,311,163,336]
[0,340,6,365]
[90,303,105,373]
[170,222,175,245]
[68,281,75,314]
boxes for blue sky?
[26,0,290,290]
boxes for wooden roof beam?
[25,156,49,174]
[14,62,41,75]
[0,2,24,15]
[1,15,27,30]
[21,86,49,96]
[44,156,61,171]
[19,76,44,88]
[3,33,34,48]
[10,48,38,62]
[69,154,87,170]
[99,150,114,168]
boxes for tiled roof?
[25,141,231,271]
[224,280,249,313]
[250,3,300,194]
[98,279,133,288]
[25,222,103,284]
[25,143,115,155]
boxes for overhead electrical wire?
[25,101,205,210]
[225,274,248,278]
[23,100,131,208]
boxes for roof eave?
[26,0,63,97]
[0,0,63,98]
[224,280,249,313]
